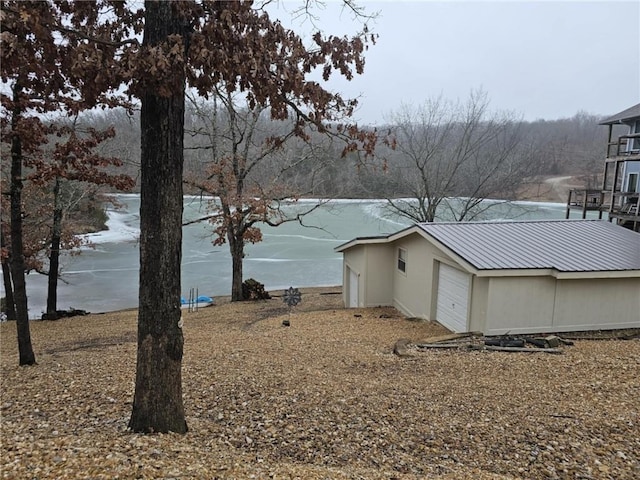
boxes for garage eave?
[334,235,391,253]
[473,268,640,279]
[334,225,419,253]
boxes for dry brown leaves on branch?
[1,287,639,479]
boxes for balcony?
[606,132,640,160]
[566,189,639,231]
[606,191,640,221]
[565,189,603,219]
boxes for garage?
[336,220,640,335]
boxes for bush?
[242,278,271,301]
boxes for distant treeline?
[87,106,616,199]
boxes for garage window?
[397,248,407,273]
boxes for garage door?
[436,263,470,332]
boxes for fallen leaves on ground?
[1,288,639,479]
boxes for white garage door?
[436,263,470,332]
[348,268,359,308]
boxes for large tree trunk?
[129,1,187,434]
[229,233,244,302]
[45,176,62,319]
[9,84,36,365]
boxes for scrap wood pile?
[394,332,574,356]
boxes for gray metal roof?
[599,103,640,125]
[417,220,640,272]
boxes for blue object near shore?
[181,295,214,306]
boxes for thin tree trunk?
[229,234,244,302]
[129,0,187,434]
[1,228,17,320]
[1,255,16,320]
[45,176,62,319]
[9,83,36,365]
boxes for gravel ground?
[1,287,639,479]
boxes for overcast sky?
[274,0,640,125]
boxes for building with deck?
[567,103,640,231]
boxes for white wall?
[468,276,488,333]
[342,246,365,307]
[391,233,439,318]
[342,243,395,308]
[483,276,640,335]
[484,277,556,335]
[363,243,394,306]
[553,278,640,330]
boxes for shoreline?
[11,189,589,319]
[22,286,344,319]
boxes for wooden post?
[601,125,613,220]
[611,160,621,215]
[600,161,609,220]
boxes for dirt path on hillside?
[519,175,588,203]
[544,175,575,202]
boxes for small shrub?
[242,278,271,301]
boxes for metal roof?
[599,103,640,125]
[417,220,640,272]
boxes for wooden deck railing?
[565,189,603,219]
[606,132,640,158]
[608,192,640,217]
[566,189,640,221]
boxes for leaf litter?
[1,288,638,479]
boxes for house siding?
[392,234,443,319]
[483,276,640,335]
[552,278,640,330]
[468,276,488,333]
[363,244,394,306]
[485,277,557,335]
[342,246,366,308]
[342,243,395,308]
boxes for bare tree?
[184,91,346,301]
[379,90,533,222]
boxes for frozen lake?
[4,194,593,317]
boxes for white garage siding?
[436,263,470,332]
[484,276,640,335]
[348,267,359,307]
[484,277,556,335]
